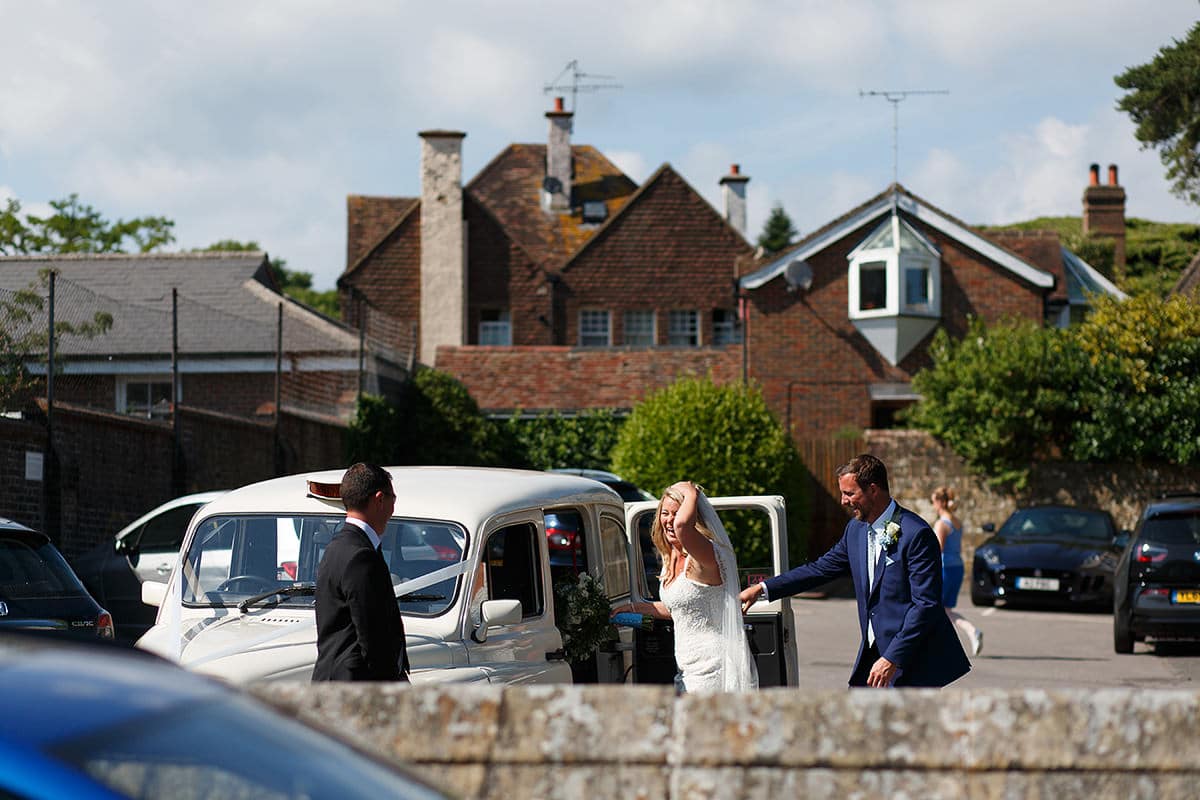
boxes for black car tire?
[1113,608,1134,654]
[971,584,995,607]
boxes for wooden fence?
[795,437,862,559]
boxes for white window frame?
[579,309,612,347]
[847,213,941,320]
[667,310,700,347]
[116,375,177,419]
[479,310,512,346]
[623,310,656,347]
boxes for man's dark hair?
[837,454,889,495]
[340,463,393,512]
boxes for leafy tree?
[906,318,1086,488]
[756,204,799,254]
[0,194,174,255]
[1,272,113,412]
[610,375,807,569]
[203,240,340,318]
[502,409,623,471]
[1116,22,1200,205]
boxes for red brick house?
[339,101,1123,436]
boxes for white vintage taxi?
[137,466,798,687]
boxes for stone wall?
[252,683,1200,800]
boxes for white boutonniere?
[878,514,902,548]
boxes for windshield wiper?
[397,592,446,601]
[238,584,316,613]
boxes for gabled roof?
[346,196,418,268]
[741,184,1056,291]
[0,252,361,358]
[1172,251,1200,298]
[467,143,638,267]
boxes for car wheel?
[1113,608,1134,654]
[970,584,994,607]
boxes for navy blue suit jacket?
[764,504,970,687]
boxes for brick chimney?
[418,129,467,366]
[719,164,750,236]
[543,97,573,212]
[1083,162,1126,277]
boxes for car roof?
[1144,494,1200,517]
[198,467,622,532]
[0,517,37,534]
[549,468,624,482]
[115,490,229,540]
[0,634,225,748]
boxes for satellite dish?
[783,259,813,292]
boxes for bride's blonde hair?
[650,482,717,580]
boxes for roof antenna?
[859,88,949,184]
[543,60,621,113]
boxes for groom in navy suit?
[740,454,970,688]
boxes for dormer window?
[846,212,942,366]
[847,213,941,319]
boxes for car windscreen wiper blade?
[397,592,445,601]
[238,583,316,612]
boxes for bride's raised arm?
[670,481,718,572]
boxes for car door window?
[136,504,202,551]
[599,513,630,602]
[485,523,543,619]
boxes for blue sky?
[2,1,1198,290]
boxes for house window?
[858,261,887,311]
[479,309,512,346]
[118,377,174,419]
[712,309,741,345]
[668,310,700,346]
[624,310,655,346]
[904,263,931,309]
[579,310,611,347]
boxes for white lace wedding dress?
[658,555,734,693]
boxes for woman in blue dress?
[932,486,983,656]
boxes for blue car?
[0,633,446,799]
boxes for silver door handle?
[156,565,171,575]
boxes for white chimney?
[720,164,749,235]
[418,129,467,365]
[543,97,573,212]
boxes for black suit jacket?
[312,522,408,681]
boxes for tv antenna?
[543,60,621,113]
[859,88,949,183]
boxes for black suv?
[1113,493,1200,653]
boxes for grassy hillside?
[980,216,1200,297]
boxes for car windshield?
[998,508,1114,541]
[0,535,88,600]
[180,515,467,616]
[52,695,443,800]
[1141,512,1200,545]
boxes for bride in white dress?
[614,481,757,693]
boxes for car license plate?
[1015,576,1060,591]
[1173,590,1200,604]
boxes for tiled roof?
[982,230,1068,302]
[0,252,361,358]
[345,196,418,270]
[466,144,638,268]
[1172,251,1200,297]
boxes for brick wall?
[436,345,741,413]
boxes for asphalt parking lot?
[790,591,1200,690]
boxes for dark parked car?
[0,632,446,800]
[72,491,224,643]
[971,505,1125,609]
[0,517,114,640]
[1113,493,1200,653]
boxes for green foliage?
[756,204,799,254]
[0,194,174,255]
[347,369,512,467]
[1,271,114,411]
[203,240,340,318]
[1116,22,1200,206]
[552,572,616,664]
[502,409,623,471]
[908,300,1200,487]
[610,376,807,569]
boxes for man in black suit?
[313,463,409,681]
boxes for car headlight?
[978,547,1002,568]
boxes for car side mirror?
[142,580,168,608]
[982,523,995,533]
[472,598,522,643]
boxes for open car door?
[623,495,797,688]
